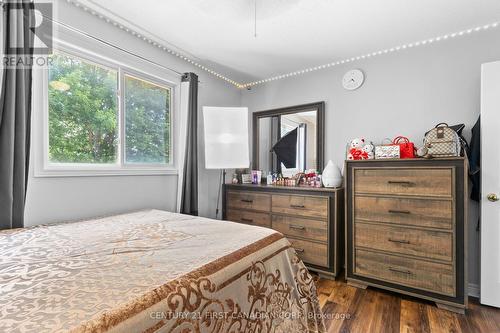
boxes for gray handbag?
[423,123,461,158]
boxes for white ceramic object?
[322,160,342,188]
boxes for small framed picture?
[241,174,252,184]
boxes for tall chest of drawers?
[345,158,468,313]
[223,184,344,279]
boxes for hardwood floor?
[315,277,500,333]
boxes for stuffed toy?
[350,138,365,149]
[362,143,375,159]
[347,138,374,160]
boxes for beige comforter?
[0,210,324,333]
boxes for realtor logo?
[5,1,52,55]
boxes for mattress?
[0,210,325,332]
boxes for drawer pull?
[241,218,253,223]
[388,238,410,244]
[387,181,414,186]
[388,209,411,214]
[294,248,305,253]
[290,204,306,209]
[289,224,306,230]
[241,199,254,203]
[389,267,413,275]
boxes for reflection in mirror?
[258,110,318,177]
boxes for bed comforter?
[0,210,325,333]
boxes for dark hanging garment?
[469,117,480,202]
[272,128,297,169]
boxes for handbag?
[425,123,469,156]
[375,138,400,159]
[423,123,461,158]
[392,136,415,159]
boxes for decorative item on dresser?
[345,157,468,314]
[223,184,344,279]
[322,160,342,188]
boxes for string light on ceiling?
[67,1,498,89]
[240,21,500,88]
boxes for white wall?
[25,1,241,225]
[241,28,500,289]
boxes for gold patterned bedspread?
[0,210,325,333]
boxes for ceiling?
[78,0,500,84]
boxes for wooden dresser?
[345,158,468,313]
[223,184,344,279]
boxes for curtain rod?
[43,15,200,81]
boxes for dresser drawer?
[355,249,455,296]
[355,222,453,262]
[288,237,328,267]
[226,209,271,228]
[227,191,271,212]
[354,196,453,229]
[354,168,453,197]
[272,215,328,243]
[272,194,328,219]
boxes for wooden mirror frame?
[252,101,325,172]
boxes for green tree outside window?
[48,53,171,166]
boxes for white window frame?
[34,41,179,177]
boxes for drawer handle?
[290,204,306,209]
[294,248,305,253]
[241,199,254,203]
[241,218,253,223]
[389,267,413,275]
[388,238,410,244]
[387,181,414,186]
[388,209,411,215]
[289,224,306,230]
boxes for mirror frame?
[252,101,325,172]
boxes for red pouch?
[393,136,415,159]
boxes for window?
[46,52,173,174]
[124,75,171,164]
[48,54,119,164]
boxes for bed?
[0,210,325,333]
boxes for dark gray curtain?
[180,73,198,216]
[0,1,34,229]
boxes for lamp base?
[215,169,226,219]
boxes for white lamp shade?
[203,106,250,169]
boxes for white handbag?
[375,139,400,159]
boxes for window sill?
[34,168,178,178]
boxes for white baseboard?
[468,283,480,298]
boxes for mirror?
[253,102,324,177]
